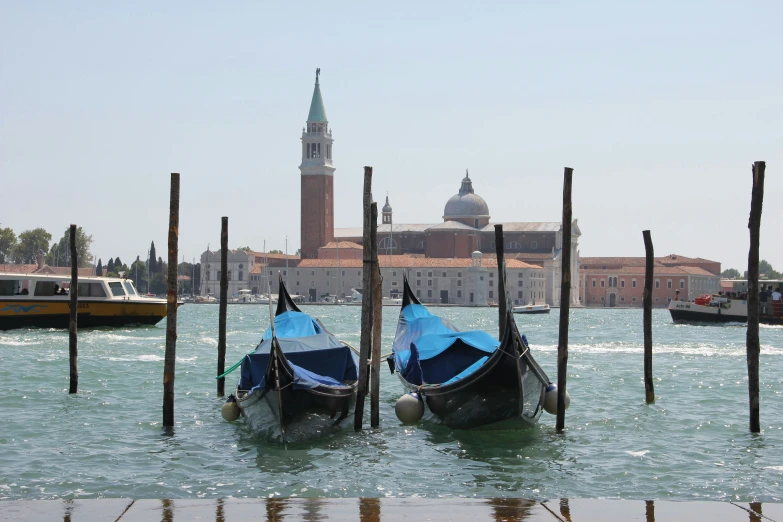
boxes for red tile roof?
[319,241,363,250]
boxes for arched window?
[530,240,538,249]
[379,237,397,249]
[417,241,425,250]
[506,241,521,249]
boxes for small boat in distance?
[387,276,551,430]
[232,277,360,442]
[512,303,551,314]
[0,272,170,330]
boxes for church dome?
[443,170,490,220]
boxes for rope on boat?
[343,340,392,362]
[215,354,252,380]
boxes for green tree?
[149,241,157,274]
[45,227,94,267]
[721,268,741,279]
[269,249,283,254]
[107,258,115,274]
[129,257,148,293]
[157,256,164,273]
[237,246,253,253]
[114,256,122,268]
[0,227,16,264]
[95,258,103,276]
[759,260,782,279]
[14,228,52,264]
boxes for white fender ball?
[543,383,570,415]
[395,392,424,424]
[221,396,240,422]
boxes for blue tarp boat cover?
[239,311,358,392]
[392,303,500,386]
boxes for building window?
[518,272,523,278]
[327,271,330,276]
[531,241,538,249]
[417,280,421,286]
[506,241,521,249]
[297,271,300,276]
[296,281,299,286]
[217,271,221,280]
[416,290,421,297]
[518,291,523,298]
[457,272,462,277]
[427,290,432,298]
[489,273,493,278]
[379,237,397,249]
[326,281,330,287]
[632,279,637,288]
[601,297,605,302]
[680,280,685,289]
[416,272,421,277]
[667,280,672,289]
[655,297,659,302]
[592,280,596,288]
[428,272,432,277]
[620,279,625,288]
[489,280,494,287]
[238,271,243,281]
[632,297,637,302]
[392,281,398,286]
[457,280,462,286]
[393,271,397,277]
[518,280,523,287]
[600,280,605,288]
[311,271,315,276]
[442,272,447,277]
[428,280,432,286]
[342,270,345,276]
[655,280,660,289]
[489,291,494,298]
[621,297,625,302]
[457,290,462,298]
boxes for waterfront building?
[331,172,580,307]
[260,252,544,306]
[580,255,721,307]
[199,249,255,297]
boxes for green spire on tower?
[307,68,328,122]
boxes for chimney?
[37,250,45,270]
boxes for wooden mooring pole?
[355,166,373,430]
[642,230,655,404]
[370,202,382,428]
[217,216,228,397]
[746,161,765,433]
[68,224,78,394]
[556,167,573,433]
[163,173,180,428]
[493,224,507,338]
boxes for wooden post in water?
[642,230,655,404]
[493,224,507,338]
[746,161,765,433]
[68,224,78,394]
[355,166,373,430]
[556,167,573,433]
[217,216,228,397]
[370,202,382,428]
[163,173,180,427]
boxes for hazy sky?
[2,1,781,272]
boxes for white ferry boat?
[0,273,170,330]
[512,303,551,314]
[668,294,782,325]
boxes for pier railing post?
[355,166,373,430]
[163,173,180,428]
[217,217,228,397]
[746,161,765,433]
[68,224,78,394]
[642,230,655,404]
[556,167,573,432]
[370,203,382,428]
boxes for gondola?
[232,276,360,443]
[387,276,551,430]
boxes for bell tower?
[299,68,335,259]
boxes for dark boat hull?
[0,313,164,330]
[398,349,544,430]
[669,308,746,324]
[236,384,356,443]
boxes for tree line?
[721,260,782,280]
[0,226,93,267]
[0,229,201,296]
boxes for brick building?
[580,255,721,307]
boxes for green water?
[0,306,781,501]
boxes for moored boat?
[512,303,551,314]
[231,277,360,442]
[0,272,170,330]
[669,295,783,325]
[387,276,551,430]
